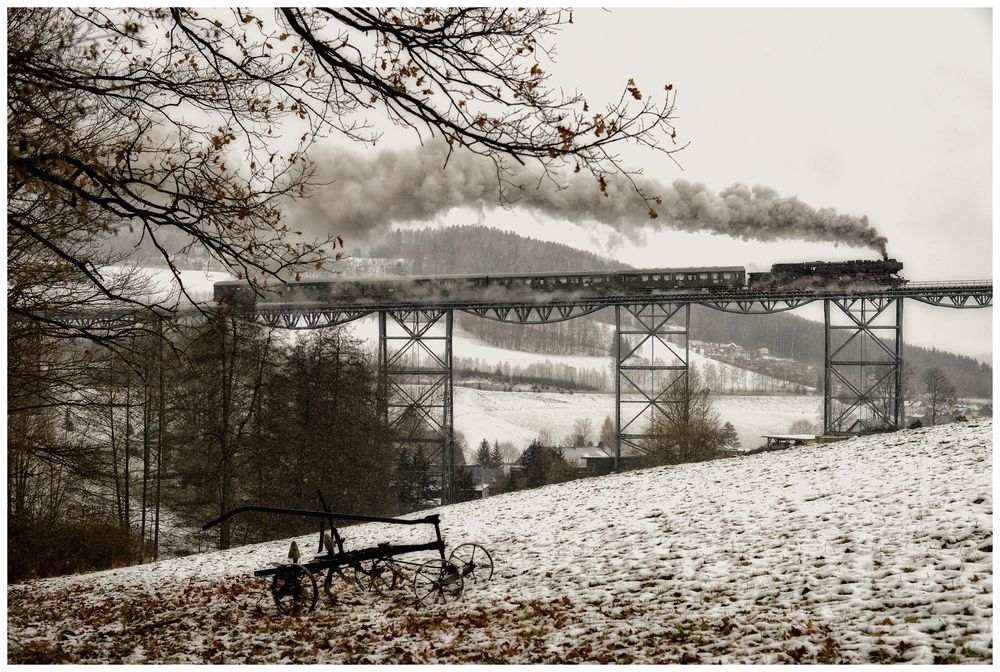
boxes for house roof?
[560,445,613,467]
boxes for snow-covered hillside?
[8,421,992,664]
[454,389,820,457]
[345,315,801,394]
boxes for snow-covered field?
[8,421,992,664]
[344,314,816,454]
[454,388,820,457]
[344,315,802,393]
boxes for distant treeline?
[455,357,610,392]
[365,225,991,398]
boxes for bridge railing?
[902,280,993,289]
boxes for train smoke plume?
[290,144,888,257]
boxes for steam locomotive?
[747,259,906,290]
[214,259,905,305]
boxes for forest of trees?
[8,320,403,582]
[364,226,628,276]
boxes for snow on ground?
[8,421,992,664]
[454,388,820,458]
[712,395,822,446]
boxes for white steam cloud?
[289,143,888,257]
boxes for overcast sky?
[322,8,994,360]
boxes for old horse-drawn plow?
[203,493,493,615]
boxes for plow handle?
[202,505,439,531]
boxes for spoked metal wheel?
[413,559,464,607]
[355,558,398,593]
[271,565,318,615]
[323,566,357,601]
[449,543,494,584]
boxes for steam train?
[747,259,906,290]
[214,259,905,305]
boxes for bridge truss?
[615,303,690,463]
[378,309,455,504]
[824,297,904,434]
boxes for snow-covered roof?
[555,445,613,467]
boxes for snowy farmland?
[7,420,992,664]
[344,314,804,394]
[453,388,820,458]
[343,314,819,456]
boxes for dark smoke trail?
[289,143,888,257]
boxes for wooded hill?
[363,226,992,398]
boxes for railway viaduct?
[68,273,992,503]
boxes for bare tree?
[598,415,615,447]
[566,417,593,447]
[9,7,681,326]
[642,370,725,465]
[788,419,818,434]
[922,367,956,426]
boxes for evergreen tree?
[490,441,504,467]
[475,439,492,467]
[721,421,740,448]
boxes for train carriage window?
[699,273,708,280]
[711,273,718,280]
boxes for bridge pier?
[614,302,690,468]
[378,309,454,505]
[823,297,904,435]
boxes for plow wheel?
[355,558,398,593]
[449,543,494,584]
[271,565,318,615]
[323,566,358,601]
[413,559,464,607]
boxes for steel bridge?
[64,277,992,503]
